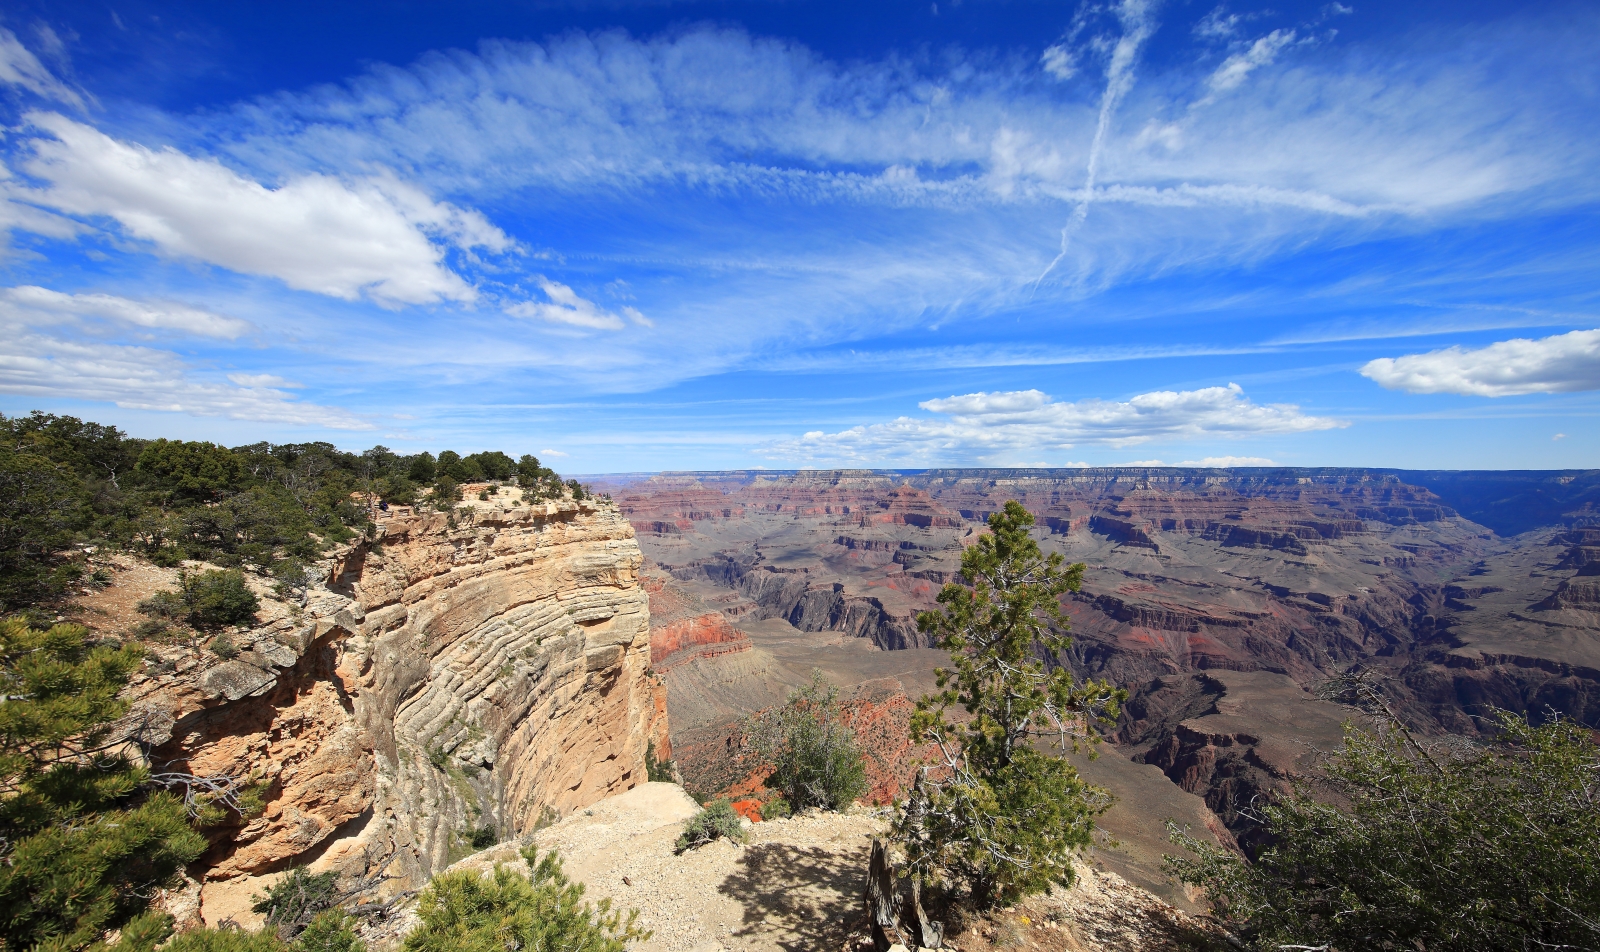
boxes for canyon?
[79,465,1600,936]
[596,467,1600,893]
[83,490,667,928]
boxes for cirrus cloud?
[0,28,85,109]
[1,285,253,339]
[1360,328,1600,396]
[507,278,652,331]
[0,331,371,429]
[762,383,1343,464]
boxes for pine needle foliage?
[743,671,868,812]
[0,619,206,952]
[402,847,648,952]
[895,501,1124,908]
[1167,708,1600,952]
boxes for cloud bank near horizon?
[761,384,1344,465]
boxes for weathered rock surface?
[117,494,662,924]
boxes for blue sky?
[0,0,1596,472]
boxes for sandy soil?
[439,783,1222,952]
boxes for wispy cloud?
[0,283,365,427]
[1206,29,1298,96]
[0,331,370,428]
[761,384,1343,464]
[1037,0,1158,286]
[10,113,509,306]
[1121,455,1279,466]
[0,28,86,109]
[1361,329,1600,396]
[1,285,253,339]
[507,278,652,330]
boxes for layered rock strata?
[120,496,661,922]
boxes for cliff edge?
[109,494,664,926]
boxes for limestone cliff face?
[123,497,661,923]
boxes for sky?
[0,0,1597,473]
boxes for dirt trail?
[440,783,1222,952]
[449,782,878,952]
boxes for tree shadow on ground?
[717,839,872,952]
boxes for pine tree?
[0,619,207,951]
[1167,693,1600,951]
[895,501,1124,908]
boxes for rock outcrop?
[119,495,661,924]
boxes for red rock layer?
[650,612,750,669]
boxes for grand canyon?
[594,467,1600,898]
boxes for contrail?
[1035,0,1157,289]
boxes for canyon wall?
[119,496,662,925]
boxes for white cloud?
[540,448,569,457]
[1041,44,1078,81]
[0,331,371,428]
[1207,29,1298,95]
[1181,455,1279,466]
[0,285,364,428]
[1360,329,1600,396]
[0,28,85,108]
[1121,455,1278,466]
[1195,6,1249,39]
[507,278,651,330]
[1,285,253,339]
[11,113,509,306]
[1553,433,1567,441]
[228,372,302,388]
[762,383,1343,464]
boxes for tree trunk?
[865,838,900,952]
[903,876,944,949]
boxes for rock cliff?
[116,495,663,925]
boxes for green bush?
[895,501,1124,908]
[162,927,291,952]
[0,619,207,951]
[1168,709,1600,952]
[402,847,647,952]
[182,570,260,628]
[252,867,342,941]
[431,477,461,511]
[675,800,746,853]
[142,571,260,630]
[743,671,867,812]
[759,798,792,820]
[295,909,364,952]
[469,825,498,849]
[644,739,676,783]
[137,589,187,621]
[209,632,241,659]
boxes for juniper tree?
[895,501,1124,908]
[744,671,868,812]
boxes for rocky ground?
[417,782,1225,952]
